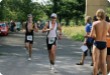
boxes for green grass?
[62,26,85,41]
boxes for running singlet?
[25,22,34,43]
[46,21,58,50]
[25,23,34,35]
[47,21,58,38]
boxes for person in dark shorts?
[76,16,94,66]
[46,37,57,51]
[93,13,110,75]
[42,13,62,72]
[10,20,16,32]
[86,9,110,75]
[25,14,38,60]
[107,34,110,74]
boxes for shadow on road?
[0,32,93,75]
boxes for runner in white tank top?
[48,21,57,38]
[42,13,62,73]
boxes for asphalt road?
[0,31,93,75]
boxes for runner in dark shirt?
[25,14,38,61]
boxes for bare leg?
[76,51,87,65]
[100,48,107,75]
[93,45,100,75]
[97,57,102,74]
[49,45,56,65]
[107,55,110,73]
[91,55,94,65]
[80,53,86,64]
[91,50,94,66]
[25,43,29,53]
[89,46,94,66]
[25,43,29,50]
[29,44,33,58]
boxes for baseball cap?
[51,13,57,18]
[27,14,33,18]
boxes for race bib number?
[27,35,32,41]
[48,37,55,44]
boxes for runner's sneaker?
[50,65,54,70]
[0,72,3,75]
[28,58,31,61]
[108,72,110,75]
[50,65,58,73]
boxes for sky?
[32,0,48,2]
[0,0,49,3]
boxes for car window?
[0,24,6,27]
[2,24,6,27]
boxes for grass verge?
[62,26,85,41]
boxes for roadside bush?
[72,30,85,41]
[62,26,85,41]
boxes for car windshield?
[0,23,6,27]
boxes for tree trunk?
[75,18,79,25]
[53,0,58,13]
[58,16,62,23]
[65,19,70,26]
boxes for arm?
[57,24,62,40]
[42,22,52,33]
[34,23,38,32]
[83,32,90,45]
[89,23,96,38]
[22,23,26,33]
[84,25,91,44]
[58,24,62,35]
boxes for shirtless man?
[25,14,38,60]
[86,9,110,75]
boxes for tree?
[45,0,85,25]
[0,0,85,25]
[106,7,110,18]
[0,0,46,21]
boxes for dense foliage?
[0,0,85,25]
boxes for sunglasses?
[51,17,57,19]
[28,17,33,18]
